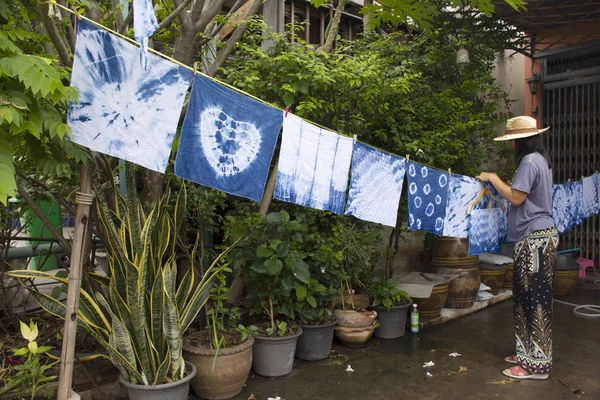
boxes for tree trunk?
[172,27,199,65]
[320,0,349,53]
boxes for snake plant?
[9,167,231,385]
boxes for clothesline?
[49,0,465,178]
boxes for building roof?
[493,0,600,53]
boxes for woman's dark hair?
[514,134,552,169]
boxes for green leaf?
[256,244,274,258]
[295,285,307,300]
[264,259,283,275]
[306,295,317,308]
[292,260,310,284]
[283,92,295,107]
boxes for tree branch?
[157,0,196,30]
[195,0,226,33]
[38,2,72,66]
[118,8,133,34]
[15,167,76,216]
[206,0,264,77]
[16,178,72,254]
[319,0,350,53]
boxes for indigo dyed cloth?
[552,182,582,234]
[274,114,353,214]
[407,162,449,235]
[134,0,158,68]
[344,143,406,227]
[467,207,506,256]
[571,180,584,226]
[442,174,485,238]
[68,20,192,173]
[175,74,283,202]
[582,175,599,219]
[596,173,600,213]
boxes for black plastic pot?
[295,319,337,361]
[372,303,411,339]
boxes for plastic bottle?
[410,303,419,334]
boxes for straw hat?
[493,116,550,141]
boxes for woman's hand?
[476,172,497,182]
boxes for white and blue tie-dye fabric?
[442,174,484,238]
[274,114,353,214]
[596,173,600,213]
[68,20,192,173]
[175,74,283,202]
[582,175,598,219]
[407,162,449,235]
[571,180,584,226]
[133,0,159,68]
[467,208,506,256]
[552,183,577,234]
[344,143,406,227]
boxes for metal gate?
[541,43,600,264]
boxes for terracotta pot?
[554,270,579,296]
[503,263,514,289]
[183,332,253,400]
[334,321,380,348]
[432,264,480,309]
[412,283,449,320]
[431,237,478,266]
[331,292,370,310]
[333,309,377,328]
[479,263,508,295]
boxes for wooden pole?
[56,163,93,400]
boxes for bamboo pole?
[56,163,93,400]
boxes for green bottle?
[410,303,419,334]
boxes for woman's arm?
[476,172,527,207]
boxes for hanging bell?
[456,47,470,67]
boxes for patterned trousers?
[512,227,559,374]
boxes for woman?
[477,116,558,380]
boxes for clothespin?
[448,168,452,176]
[285,106,290,117]
[568,178,571,183]
[71,4,81,20]
[406,154,410,163]
[353,134,357,144]
[193,62,198,75]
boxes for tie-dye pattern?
[67,20,192,173]
[582,175,598,219]
[133,0,159,68]
[275,114,353,215]
[175,74,283,202]
[344,143,406,227]
[442,174,485,238]
[407,162,449,235]
[467,207,506,256]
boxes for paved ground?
[227,277,600,400]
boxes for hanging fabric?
[133,0,159,68]
[175,74,283,202]
[443,174,485,238]
[274,114,353,215]
[67,20,192,173]
[582,175,599,219]
[596,172,600,213]
[406,162,449,235]
[344,143,406,227]
[571,179,584,226]
[467,188,507,256]
[552,181,583,234]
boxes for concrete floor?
[227,278,600,400]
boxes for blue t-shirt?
[507,152,555,242]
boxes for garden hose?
[554,297,600,318]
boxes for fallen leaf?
[459,366,468,373]
[449,352,461,357]
[248,395,257,400]
[422,361,435,368]
[345,365,355,372]
[426,372,433,377]
[430,349,437,353]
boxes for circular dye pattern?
[435,194,442,205]
[439,174,448,187]
[409,182,418,195]
[416,219,422,229]
[414,196,423,208]
[435,217,444,231]
[409,213,414,226]
[423,184,431,195]
[409,163,416,177]
[425,203,435,217]
[421,166,428,178]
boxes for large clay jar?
[554,253,579,296]
[333,309,377,328]
[431,237,480,309]
[479,263,508,295]
[503,263,514,289]
[412,283,449,320]
[183,331,253,400]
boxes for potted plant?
[9,168,228,400]
[183,262,255,400]
[369,279,412,339]
[225,210,309,377]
